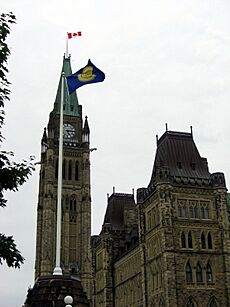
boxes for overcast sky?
[1,1,230,306]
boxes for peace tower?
[34,56,92,299]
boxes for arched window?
[181,232,186,248]
[63,159,66,179]
[186,261,193,283]
[74,199,76,211]
[194,205,199,218]
[185,297,196,307]
[208,297,218,307]
[70,199,73,211]
[196,262,203,283]
[75,161,79,181]
[207,233,212,249]
[178,205,182,217]
[190,206,195,218]
[201,206,205,219]
[159,298,164,307]
[188,231,193,248]
[68,160,72,180]
[70,198,76,212]
[55,159,58,179]
[201,232,206,249]
[206,262,213,283]
[204,207,209,219]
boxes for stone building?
[34,57,230,306]
[92,130,230,307]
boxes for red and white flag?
[67,32,82,39]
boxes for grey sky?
[1,0,230,306]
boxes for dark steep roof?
[103,193,135,230]
[149,130,210,187]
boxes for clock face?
[63,123,75,139]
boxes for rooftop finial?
[113,186,115,194]
[165,123,168,131]
[190,126,193,137]
[156,134,158,144]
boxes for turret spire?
[82,116,90,143]
[54,55,79,116]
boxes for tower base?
[24,275,90,307]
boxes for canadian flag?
[67,32,82,39]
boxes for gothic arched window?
[201,232,206,249]
[68,160,72,180]
[63,159,66,179]
[194,205,199,218]
[206,262,213,283]
[207,232,212,249]
[70,198,76,212]
[190,206,195,218]
[185,297,196,307]
[208,297,218,307]
[178,205,182,217]
[181,232,186,248]
[55,159,58,179]
[188,231,193,248]
[74,199,76,211]
[186,261,193,283]
[75,161,79,181]
[204,206,209,219]
[201,206,205,219]
[196,262,203,283]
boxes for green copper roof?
[54,56,79,116]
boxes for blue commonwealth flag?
[66,59,105,94]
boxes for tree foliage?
[0,12,35,268]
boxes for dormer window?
[177,162,182,169]
[191,162,196,170]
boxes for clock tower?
[35,56,92,300]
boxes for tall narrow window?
[74,200,76,211]
[188,232,193,248]
[181,232,186,248]
[55,159,58,179]
[186,261,193,283]
[190,206,195,218]
[68,160,72,180]
[209,298,218,307]
[194,205,199,218]
[201,232,206,249]
[75,161,79,181]
[185,297,196,307]
[63,159,66,179]
[70,200,73,211]
[204,207,209,219]
[207,233,212,249]
[206,262,213,283]
[196,262,203,283]
[182,206,186,217]
[201,207,205,219]
[178,205,182,217]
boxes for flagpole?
[53,71,65,276]
[66,33,68,58]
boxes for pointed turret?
[54,55,79,116]
[82,116,90,143]
[41,128,48,153]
